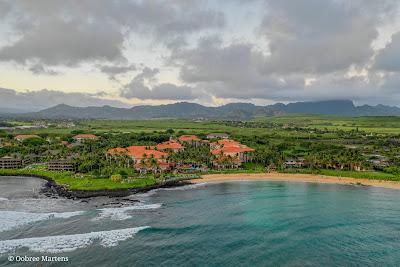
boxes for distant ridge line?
[1,100,400,119]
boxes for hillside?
[2,100,400,120]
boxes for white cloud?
[0,87,129,111]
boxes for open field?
[256,115,400,134]
[9,115,400,136]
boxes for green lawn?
[0,169,157,190]
[1,167,399,191]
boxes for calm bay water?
[1,177,400,266]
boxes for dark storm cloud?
[97,64,137,81]
[259,0,389,74]
[170,35,304,99]
[28,63,60,76]
[0,1,11,16]
[121,67,195,100]
[168,0,400,103]
[374,32,400,72]
[0,0,225,66]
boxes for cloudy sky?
[1,0,400,110]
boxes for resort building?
[107,146,168,164]
[284,158,305,168]
[156,140,184,152]
[178,135,201,146]
[107,137,255,173]
[107,146,169,173]
[0,156,29,169]
[14,134,41,142]
[73,134,98,143]
[206,133,230,139]
[211,139,255,166]
[47,160,76,172]
[134,161,175,174]
[212,156,242,169]
[175,163,208,173]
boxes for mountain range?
[2,100,400,120]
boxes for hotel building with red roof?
[107,145,169,173]
[211,139,255,167]
[156,140,184,152]
[15,134,41,142]
[73,134,98,143]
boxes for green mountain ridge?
[2,100,400,120]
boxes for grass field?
[257,115,400,134]
[11,115,400,136]
[0,169,157,190]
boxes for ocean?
[1,177,400,266]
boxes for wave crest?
[0,227,149,254]
[0,210,85,232]
[95,203,162,221]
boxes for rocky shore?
[0,173,192,199]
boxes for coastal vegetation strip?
[0,168,398,192]
[281,169,399,181]
[0,169,157,190]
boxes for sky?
[1,0,400,111]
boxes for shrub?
[118,170,128,178]
[110,174,123,182]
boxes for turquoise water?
[1,179,400,266]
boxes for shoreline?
[0,174,191,199]
[193,172,400,190]
[2,171,400,199]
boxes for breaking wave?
[136,183,208,198]
[0,226,149,254]
[94,203,162,221]
[161,183,208,191]
[0,210,85,232]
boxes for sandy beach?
[193,172,400,190]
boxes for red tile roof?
[211,139,254,155]
[15,134,40,139]
[156,141,184,150]
[178,135,200,142]
[217,139,241,147]
[73,134,98,139]
[108,146,168,160]
[224,146,254,153]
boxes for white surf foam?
[135,183,208,198]
[51,211,86,219]
[0,210,85,232]
[94,203,161,221]
[0,197,8,201]
[135,190,158,198]
[161,183,208,191]
[0,226,149,254]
